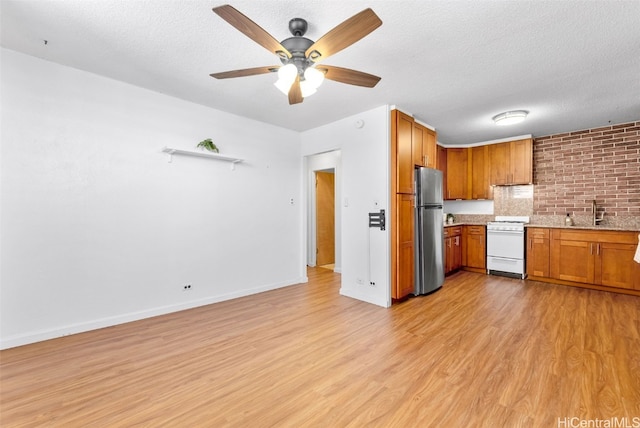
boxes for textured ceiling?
[2,0,639,145]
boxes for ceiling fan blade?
[318,65,381,88]
[213,5,291,58]
[288,76,303,105]
[210,66,279,79]
[305,8,382,63]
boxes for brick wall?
[533,121,640,216]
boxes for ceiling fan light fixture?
[492,110,529,126]
[274,78,293,95]
[300,80,317,98]
[304,66,324,89]
[277,63,297,83]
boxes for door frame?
[305,151,341,272]
[315,169,336,267]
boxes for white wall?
[0,49,305,349]
[305,150,342,271]
[301,106,391,308]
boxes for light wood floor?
[2,268,639,427]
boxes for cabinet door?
[510,139,533,184]
[453,235,462,271]
[446,148,468,200]
[596,242,638,289]
[526,229,550,277]
[424,128,437,168]
[396,194,415,298]
[465,228,486,269]
[550,239,595,283]
[489,143,510,185]
[437,145,447,197]
[471,145,491,199]
[444,237,452,274]
[396,112,414,194]
[412,123,425,167]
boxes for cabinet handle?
[529,238,532,250]
[597,243,600,255]
[426,155,429,166]
[590,243,593,255]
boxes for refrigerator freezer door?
[415,206,445,295]
[416,168,443,206]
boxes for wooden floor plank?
[2,268,640,427]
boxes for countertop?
[525,224,640,232]
[443,222,640,232]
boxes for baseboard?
[0,276,306,350]
[527,275,640,297]
[339,286,388,308]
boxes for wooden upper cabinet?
[470,145,491,199]
[489,139,533,185]
[445,148,468,200]
[394,111,414,194]
[437,145,447,197]
[488,143,510,185]
[510,139,533,184]
[412,123,425,167]
[424,127,437,168]
[413,123,437,169]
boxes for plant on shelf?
[196,138,219,153]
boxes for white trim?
[438,134,533,148]
[0,276,306,350]
[389,105,436,131]
[414,119,436,131]
[340,286,389,308]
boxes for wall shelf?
[162,147,243,170]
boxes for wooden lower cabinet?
[526,227,550,277]
[393,194,415,299]
[444,226,462,274]
[462,225,486,270]
[597,242,640,289]
[549,229,640,292]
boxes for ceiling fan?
[210,5,382,105]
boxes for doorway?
[315,170,335,269]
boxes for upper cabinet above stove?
[488,139,533,186]
[441,137,533,200]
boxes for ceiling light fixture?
[492,110,529,126]
[274,62,325,98]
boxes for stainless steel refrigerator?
[415,167,445,295]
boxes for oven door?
[486,229,525,259]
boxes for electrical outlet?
[356,278,364,285]
[183,284,192,291]
[369,281,376,287]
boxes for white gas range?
[486,216,530,279]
